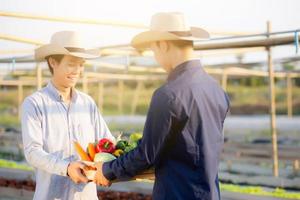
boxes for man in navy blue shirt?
[94,12,230,200]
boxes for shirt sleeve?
[93,101,115,143]
[102,88,186,180]
[22,97,70,176]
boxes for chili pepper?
[96,138,115,153]
[113,149,124,157]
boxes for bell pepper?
[129,133,142,144]
[116,140,128,151]
[113,149,124,157]
[96,138,115,153]
[124,142,137,153]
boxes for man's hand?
[93,162,111,187]
[67,161,89,184]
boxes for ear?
[49,57,58,71]
[158,41,169,53]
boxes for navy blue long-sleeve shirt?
[103,60,230,200]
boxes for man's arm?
[101,88,186,180]
[22,97,70,176]
[22,97,88,183]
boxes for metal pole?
[0,34,43,46]
[0,11,147,29]
[18,83,23,119]
[267,21,279,177]
[222,69,228,91]
[287,73,293,118]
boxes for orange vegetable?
[87,143,96,161]
[74,142,92,161]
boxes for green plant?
[0,159,32,171]
[220,183,300,199]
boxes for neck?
[51,78,72,103]
[169,48,195,73]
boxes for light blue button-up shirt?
[21,81,114,200]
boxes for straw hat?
[131,12,210,49]
[35,31,99,61]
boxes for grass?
[0,152,24,161]
[108,122,144,133]
[226,85,300,115]
[0,114,19,127]
[0,159,32,171]
[0,158,299,199]
[220,183,300,199]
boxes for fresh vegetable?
[94,152,116,162]
[87,143,96,160]
[74,142,92,161]
[116,140,128,151]
[94,142,98,152]
[96,138,115,153]
[124,142,137,153]
[113,149,124,157]
[129,133,142,144]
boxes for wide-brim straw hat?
[131,12,210,50]
[35,31,99,61]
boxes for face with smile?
[49,55,85,89]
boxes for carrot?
[87,143,96,161]
[74,142,92,161]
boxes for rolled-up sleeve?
[22,97,69,176]
[103,88,186,180]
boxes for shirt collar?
[167,59,202,82]
[46,81,78,103]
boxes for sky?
[0,0,300,71]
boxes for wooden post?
[293,160,300,174]
[227,160,232,172]
[267,21,279,177]
[118,80,124,114]
[82,74,88,93]
[18,83,23,119]
[131,81,143,115]
[36,63,42,90]
[222,69,228,91]
[286,73,293,118]
[98,81,104,112]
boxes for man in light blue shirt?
[22,31,114,200]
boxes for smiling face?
[49,55,85,89]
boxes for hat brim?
[131,27,210,50]
[35,44,99,61]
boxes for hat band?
[169,31,192,37]
[65,47,86,53]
